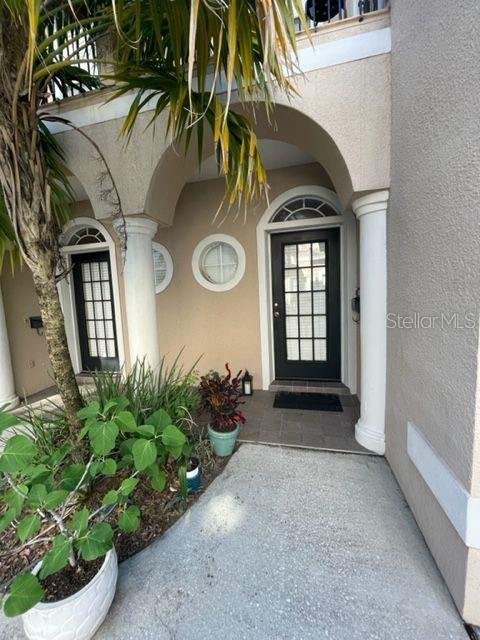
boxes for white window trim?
[192,234,246,292]
[152,242,174,294]
[256,185,358,392]
[58,217,125,374]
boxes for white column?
[0,286,19,408]
[352,190,389,455]
[114,217,160,370]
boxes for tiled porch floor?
[239,389,371,454]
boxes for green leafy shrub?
[0,400,70,460]
[0,398,187,617]
[89,355,201,426]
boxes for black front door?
[271,228,341,380]
[72,252,119,372]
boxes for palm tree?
[0,0,306,434]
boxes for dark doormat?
[273,391,343,412]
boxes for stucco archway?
[144,102,355,227]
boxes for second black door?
[72,252,119,372]
[271,228,341,380]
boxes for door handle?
[274,311,280,318]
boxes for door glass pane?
[284,245,297,268]
[300,339,313,360]
[312,242,326,266]
[92,282,102,300]
[298,292,312,315]
[82,263,91,281]
[313,292,326,314]
[91,263,100,280]
[286,316,298,338]
[284,269,298,292]
[105,321,114,339]
[96,322,105,339]
[285,293,298,315]
[297,244,311,267]
[299,316,312,338]
[312,267,326,290]
[314,339,327,361]
[89,339,98,357]
[103,302,113,320]
[313,316,326,338]
[97,340,107,358]
[87,321,95,338]
[83,283,92,301]
[287,339,299,360]
[298,268,312,291]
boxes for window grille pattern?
[284,241,327,361]
[270,197,339,223]
[200,242,239,285]
[69,227,106,246]
[81,260,117,359]
[153,248,167,288]
[152,243,173,293]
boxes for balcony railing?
[48,1,389,103]
[298,0,389,30]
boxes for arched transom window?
[68,226,106,246]
[270,196,340,223]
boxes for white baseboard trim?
[407,422,480,549]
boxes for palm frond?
[109,0,307,205]
[38,120,74,229]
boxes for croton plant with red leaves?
[199,363,246,433]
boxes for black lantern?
[242,370,253,396]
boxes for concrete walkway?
[2,445,467,639]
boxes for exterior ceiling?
[187,140,314,183]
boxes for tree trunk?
[32,265,83,436]
[0,14,85,435]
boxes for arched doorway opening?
[58,216,125,374]
[257,186,357,391]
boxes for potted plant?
[199,364,245,456]
[0,399,187,640]
[186,456,201,492]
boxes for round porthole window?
[152,242,173,294]
[192,234,246,292]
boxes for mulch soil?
[0,453,229,603]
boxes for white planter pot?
[22,548,118,640]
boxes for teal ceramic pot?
[186,458,201,492]
[208,424,240,457]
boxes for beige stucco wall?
[154,163,333,382]
[1,267,52,397]
[0,201,123,397]
[1,202,90,396]
[387,0,480,624]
